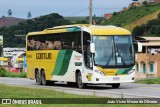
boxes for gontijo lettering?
[36,53,52,59]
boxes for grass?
[124,10,160,31]
[0,84,160,107]
[135,77,160,84]
[103,4,160,27]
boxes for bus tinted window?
[27,32,82,53]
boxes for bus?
[26,25,142,89]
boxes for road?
[0,77,160,98]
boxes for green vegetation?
[0,84,159,107]
[65,16,103,24]
[135,77,160,84]
[0,67,27,78]
[0,84,94,98]
[103,4,160,27]
[4,71,27,78]
[0,13,70,47]
[132,13,160,36]
[124,10,160,31]
[0,67,6,77]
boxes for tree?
[8,9,12,17]
[1,16,5,18]
[132,25,146,36]
[27,11,32,19]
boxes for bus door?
[82,31,93,82]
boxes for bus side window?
[71,32,82,53]
[54,41,62,50]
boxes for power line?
[93,7,123,10]
[68,8,123,17]
[69,8,89,16]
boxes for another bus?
[27,25,141,89]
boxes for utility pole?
[89,0,92,25]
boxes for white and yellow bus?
[27,25,141,88]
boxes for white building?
[138,0,156,3]
[3,48,26,58]
[135,37,160,79]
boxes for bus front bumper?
[91,74,135,84]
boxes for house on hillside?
[155,0,160,3]
[139,0,156,3]
[104,13,113,20]
[130,2,141,7]
[130,0,158,7]
[119,7,129,13]
[134,37,160,79]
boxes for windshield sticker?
[117,57,121,63]
[116,52,118,56]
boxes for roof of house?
[141,42,160,46]
[141,37,160,41]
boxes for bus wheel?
[77,72,86,89]
[36,71,42,85]
[41,71,48,86]
[111,83,120,88]
[41,71,53,86]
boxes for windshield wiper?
[106,40,115,66]
[106,47,114,66]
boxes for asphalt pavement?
[0,77,160,98]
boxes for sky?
[0,0,133,19]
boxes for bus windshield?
[93,35,134,68]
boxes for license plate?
[113,77,120,81]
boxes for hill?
[0,13,70,47]
[0,17,26,28]
[124,10,160,31]
[65,16,103,24]
[132,13,160,37]
[64,16,87,21]
[102,4,160,31]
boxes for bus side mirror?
[137,42,142,52]
[90,43,95,53]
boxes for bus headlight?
[127,69,135,75]
[95,70,105,76]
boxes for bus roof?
[27,24,131,36]
[88,25,131,35]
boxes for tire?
[77,72,86,89]
[41,71,54,86]
[111,83,120,88]
[41,71,48,86]
[36,71,42,85]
